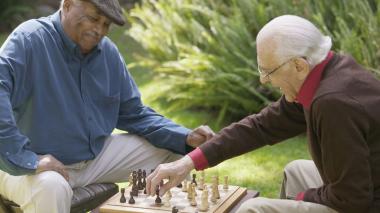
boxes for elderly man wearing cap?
[0,0,214,212]
[146,15,380,213]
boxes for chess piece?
[182,180,188,192]
[128,192,135,204]
[138,169,143,190]
[192,183,197,196]
[163,192,171,207]
[198,177,204,190]
[192,173,197,186]
[128,173,133,186]
[167,189,172,199]
[176,183,183,188]
[214,176,220,199]
[223,176,229,190]
[198,186,209,212]
[190,190,197,206]
[172,206,179,213]
[155,187,162,204]
[142,170,147,188]
[201,170,205,180]
[120,188,126,203]
[187,182,192,200]
[210,182,217,203]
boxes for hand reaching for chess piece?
[146,155,195,196]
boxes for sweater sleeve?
[304,94,372,213]
[199,96,306,167]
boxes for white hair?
[257,15,332,69]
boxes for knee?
[236,197,271,213]
[284,160,309,175]
[32,171,73,200]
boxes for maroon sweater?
[198,54,380,213]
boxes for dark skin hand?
[35,154,69,181]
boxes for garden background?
[1,0,379,198]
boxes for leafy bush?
[0,0,34,32]
[127,0,380,122]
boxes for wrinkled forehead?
[256,36,280,68]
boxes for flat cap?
[88,0,125,26]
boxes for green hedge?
[127,0,380,122]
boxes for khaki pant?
[0,133,182,213]
[237,160,338,213]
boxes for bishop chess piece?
[119,188,126,203]
[192,173,197,186]
[128,192,135,204]
[155,187,162,204]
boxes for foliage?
[127,0,380,123]
[0,0,34,32]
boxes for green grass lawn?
[0,26,311,198]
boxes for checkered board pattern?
[100,184,247,213]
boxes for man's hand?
[36,154,69,181]
[186,125,215,148]
[146,155,195,196]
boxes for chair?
[0,183,118,213]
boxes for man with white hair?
[146,15,380,213]
[0,0,215,212]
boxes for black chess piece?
[176,183,183,188]
[120,188,126,203]
[138,169,143,190]
[155,187,161,204]
[128,192,135,204]
[192,173,197,186]
[172,206,179,213]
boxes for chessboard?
[100,184,247,213]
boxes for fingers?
[146,168,158,195]
[195,125,215,140]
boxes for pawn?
[119,188,126,203]
[223,176,229,190]
[128,192,135,204]
[190,192,197,206]
[172,206,179,213]
[155,187,162,204]
[176,183,183,188]
[163,193,171,207]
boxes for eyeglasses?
[258,57,300,79]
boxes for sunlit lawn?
[0,26,311,198]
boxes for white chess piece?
[198,177,204,190]
[223,176,229,190]
[214,176,220,199]
[190,188,197,206]
[198,185,209,212]
[182,179,188,192]
[187,182,192,200]
[167,189,172,199]
[163,192,171,207]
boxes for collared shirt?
[188,52,334,170]
[0,11,190,175]
[296,51,334,109]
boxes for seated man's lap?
[68,133,182,187]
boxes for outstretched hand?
[36,154,69,181]
[146,155,195,196]
[186,125,215,148]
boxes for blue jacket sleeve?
[0,31,38,175]
[115,54,191,155]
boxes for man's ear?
[294,58,309,73]
[62,0,73,13]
